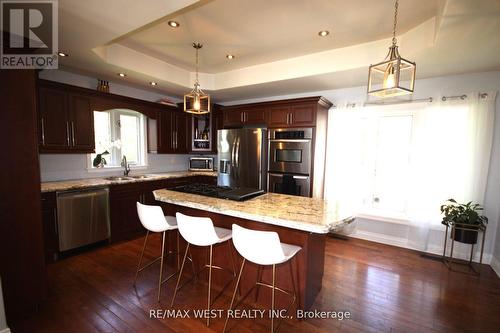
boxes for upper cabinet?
[37,79,182,155]
[223,106,266,128]
[222,97,332,129]
[38,84,94,153]
[157,107,188,154]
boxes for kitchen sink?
[105,176,132,181]
[129,175,152,179]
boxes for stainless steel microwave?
[189,157,214,171]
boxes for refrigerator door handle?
[231,136,237,166]
[235,137,241,168]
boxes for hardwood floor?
[12,234,500,333]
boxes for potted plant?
[440,199,488,244]
[93,150,109,168]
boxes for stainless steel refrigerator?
[217,128,267,190]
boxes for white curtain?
[325,93,496,251]
[324,103,371,217]
[407,93,496,250]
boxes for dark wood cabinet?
[108,176,216,242]
[222,97,330,129]
[157,109,173,153]
[157,107,188,154]
[41,192,59,264]
[267,105,291,128]
[290,103,316,127]
[38,86,70,150]
[173,111,188,153]
[223,109,245,128]
[38,82,95,153]
[109,183,144,243]
[211,107,224,153]
[68,93,95,151]
[245,107,266,124]
[267,104,316,128]
[223,106,267,128]
[1,69,47,324]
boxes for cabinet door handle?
[244,112,248,123]
[285,113,289,125]
[71,121,75,146]
[66,121,70,146]
[53,209,58,235]
[240,112,244,123]
[41,117,45,145]
[289,113,293,124]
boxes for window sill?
[86,165,148,173]
[356,213,409,225]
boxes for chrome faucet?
[121,155,130,176]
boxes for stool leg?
[271,264,276,333]
[228,241,237,277]
[157,231,166,302]
[171,243,190,307]
[134,231,149,285]
[223,258,246,333]
[176,232,180,269]
[189,246,196,276]
[289,259,297,312]
[255,265,263,302]
[207,244,213,327]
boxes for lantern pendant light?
[184,42,210,114]
[367,0,416,98]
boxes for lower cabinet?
[109,176,216,242]
[42,176,217,249]
[41,192,59,263]
[109,183,145,243]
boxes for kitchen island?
[153,189,352,310]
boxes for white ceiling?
[118,0,438,73]
[56,0,500,102]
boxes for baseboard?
[491,256,500,277]
[350,230,492,265]
[0,328,11,333]
[350,230,409,248]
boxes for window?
[324,96,495,224]
[362,112,414,217]
[90,109,146,168]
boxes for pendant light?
[184,42,210,114]
[367,0,416,98]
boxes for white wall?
[224,70,500,270]
[38,69,216,182]
[39,154,195,182]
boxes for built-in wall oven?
[267,128,313,197]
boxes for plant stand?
[442,222,486,275]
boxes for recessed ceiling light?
[150,81,157,86]
[318,30,329,37]
[168,20,180,28]
[57,51,68,57]
[117,73,126,77]
[226,54,235,60]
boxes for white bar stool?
[134,202,185,302]
[224,224,301,333]
[171,212,237,327]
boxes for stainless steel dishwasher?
[56,187,110,251]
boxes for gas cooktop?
[170,183,264,201]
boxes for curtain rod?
[359,93,489,107]
[364,97,432,106]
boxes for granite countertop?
[153,189,353,234]
[41,171,217,193]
